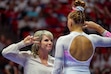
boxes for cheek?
[40,43,45,47]
[39,42,44,48]
[40,43,48,48]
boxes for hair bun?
[72,0,85,8]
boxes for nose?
[48,40,53,45]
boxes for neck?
[71,25,83,32]
[38,49,49,66]
[38,49,48,60]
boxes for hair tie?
[72,6,84,12]
[72,7,77,11]
[76,6,84,12]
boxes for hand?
[83,21,99,30]
[23,35,40,46]
[83,21,105,34]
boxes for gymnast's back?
[53,31,111,74]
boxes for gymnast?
[52,0,111,74]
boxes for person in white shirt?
[2,30,54,74]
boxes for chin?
[47,49,52,52]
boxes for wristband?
[102,30,111,37]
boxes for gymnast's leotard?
[53,31,111,74]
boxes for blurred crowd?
[0,0,111,74]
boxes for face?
[39,35,53,52]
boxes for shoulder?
[56,36,65,45]
[89,34,102,38]
[88,34,105,42]
[57,35,69,41]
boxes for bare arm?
[84,21,111,37]
[84,21,105,35]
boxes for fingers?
[32,37,39,41]
[82,25,87,29]
[25,36,38,41]
[83,21,88,29]
[31,36,40,43]
[84,21,89,24]
[24,35,33,41]
[33,41,40,44]
[24,35,40,45]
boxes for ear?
[69,19,73,27]
[67,19,73,31]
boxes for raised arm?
[2,35,39,66]
[2,40,27,66]
[84,21,111,37]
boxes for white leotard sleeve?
[89,34,111,47]
[2,41,29,66]
[52,37,64,74]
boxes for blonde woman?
[2,30,54,74]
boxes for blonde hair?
[31,30,53,58]
[68,0,86,24]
